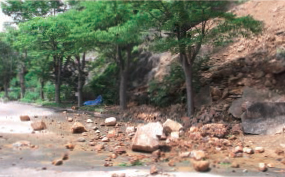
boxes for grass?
[118,160,144,167]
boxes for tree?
[1,0,66,99]
[0,37,18,98]
[142,1,262,116]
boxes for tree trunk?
[54,57,62,104]
[119,70,127,110]
[4,82,8,98]
[40,80,44,101]
[19,65,25,98]
[181,54,194,116]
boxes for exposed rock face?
[131,122,163,152]
[20,115,30,121]
[241,102,285,134]
[31,121,47,131]
[71,122,87,133]
[105,117,117,126]
[163,119,183,132]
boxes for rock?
[191,150,206,161]
[102,137,110,142]
[200,124,228,138]
[65,143,75,150]
[233,146,243,153]
[111,173,126,177]
[241,102,285,135]
[105,117,117,126]
[71,122,87,133]
[94,144,104,151]
[231,124,243,135]
[89,142,96,146]
[114,146,126,155]
[95,130,100,133]
[77,137,86,142]
[20,115,30,121]
[111,154,117,159]
[181,117,191,128]
[152,149,161,159]
[193,160,210,172]
[82,132,88,136]
[258,163,267,172]
[86,119,93,123]
[31,121,47,131]
[254,147,265,153]
[52,159,63,166]
[126,126,136,134]
[62,153,69,160]
[194,86,212,109]
[170,131,180,140]
[63,111,67,114]
[67,117,73,122]
[211,86,222,101]
[92,126,98,130]
[131,122,163,152]
[275,149,284,155]
[13,141,31,149]
[107,129,116,138]
[228,99,244,118]
[231,162,240,168]
[163,119,183,132]
[243,147,254,154]
[179,152,191,158]
[267,163,274,168]
[150,165,159,175]
[189,126,199,133]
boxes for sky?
[0,2,13,32]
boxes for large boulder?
[163,119,183,132]
[131,122,163,152]
[242,102,285,135]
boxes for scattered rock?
[71,122,87,133]
[94,144,104,151]
[233,146,243,153]
[107,129,116,138]
[243,147,254,154]
[200,123,228,138]
[126,126,136,134]
[92,126,98,130]
[163,119,183,132]
[189,126,199,133]
[31,121,47,131]
[65,143,75,150]
[254,147,265,153]
[86,119,93,123]
[105,117,117,126]
[191,150,206,161]
[20,115,30,121]
[111,154,117,159]
[77,137,86,142]
[258,163,267,172]
[102,137,110,142]
[131,122,163,152]
[275,149,284,155]
[89,142,96,146]
[150,165,159,175]
[231,162,240,168]
[82,132,88,136]
[52,159,63,166]
[179,152,191,158]
[111,173,126,177]
[193,160,210,172]
[67,117,73,122]
[62,153,69,160]
[114,146,126,155]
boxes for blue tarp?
[83,95,103,106]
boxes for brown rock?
[193,160,210,172]
[189,126,199,133]
[191,150,206,161]
[101,137,110,142]
[20,115,30,121]
[52,159,63,166]
[111,154,117,159]
[231,162,239,168]
[107,129,117,138]
[65,143,75,150]
[200,123,228,138]
[152,149,161,159]
[163,119,183,132]
[71,122,87,133]
[181,117,191,128]
[31,121,47,131]
[131,122,163,152]
[150,165,159,175]
[114,146,126,155]
[254,147,265,153]
[95,144,104,151]
[258,163,267,172]
[62,153,69,160]
[67,117,73,122]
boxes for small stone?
[243,147,254,154]
[254,147,265,153]
[114,146,126,155]
[67,117,73,122]
[275,149,284,155]
[89,142,96,146]
[77,137,86,142]
[150,165,159,175]
[231,162,239,168]
[52,159,63,166]
[111,154,117,159]
[86,119,93,123]
[111,173,126,177]
[93,126,98,130]
[62,153,69,160]
[243,169,248,173]
[102,137,110,142]
[126,126,136,134]
[163,119,183,132]
[191,150,206,161]
[31,121,47,131]
[179,152,191,158]
[20,115,30,121]
[258,163,267,172]
[233,146,243,153]
[94,144,104,151]
[107,129,116,138]
[71,122,87,133]
[152,149,161,159]
[65,143,75,150]
[267,163,274,168]
[34,115,38,118]
[95,130,100,133]
[63,111,67,114]
[105,117,117,126]
[193,160,210,172]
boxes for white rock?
[254,147,265,153]
[126,126,136,134]
[102,137,110,142]
[163,119,183,132]
[105,117,117,126]
[170,131,180,140]
[86,119,93,123]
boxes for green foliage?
[8,87,20,100]
[148,62,185,107]
[85,62,119,105]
